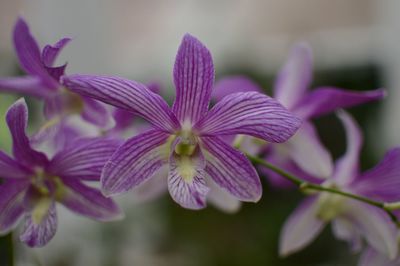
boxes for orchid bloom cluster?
[0,17,400,265]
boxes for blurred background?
[0,0,399,265]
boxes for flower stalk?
[247,154,400,227]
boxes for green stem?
[247,154,400,227]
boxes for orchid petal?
[289,122,333,179]
[62,74,179,132]
[13,18,56,89]
[212,75,262,101]
[332,111,362,185]
[168,146,209,209]
[49,137,121,181]
[60,178,123,221]
[0,76,52,98]
[359,247,399,266]
[201,136,262,202]
[133,166,168,202]
[81,97,113,128]
[20,202,57,247]
[279,197,325,256]
[195,92,301,143]
[45,64,67,81]
[274,43,312,109]
[6,98,49,167]
[206,177,241,213]
[0,151,32,179]
[41,38,71,67]
[172,34,214,124]
[345,201,398,259]
[352,147,400,202]
[332,218,362,252]
[293,87,386,119]
[101,129,170,196]
[0,180,29,234]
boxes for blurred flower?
[279,111,400,259]
[359,245,400,266]
[62,34,301,210]
[213,43,386,187]
[0,17,112,130]
[0,99,122,247]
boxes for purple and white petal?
[279,197,326,256]
[0,180,29,234]
[289,122,333,179]
[133,166,168,203]
[81,97,114,128]
[212,75,262,101]
[359,247,399,266]
[13,18,57,89]
[332,111,363,186]
[60,178,123,221]
[293,87,386,119]
[352,147,400,202]
[201,136,262,202]
[0,76,53,98]
[332,218,362,252]
[49,137,121,181]
[20,202,58,247]
[6,98,49,167]
[195,92,301,143]
[172,34,214,124]
[345,201,398,260]
[41,38,71,67]
[274,42,313,109]
[168,147,209,209]
[62,74,179,132]
[0,151,32,179]
[101,129,170,196]
[206,177,241,213]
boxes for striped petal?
[60,178,123,221]
[201,136,262,202]
[6,98,49,167]
[195,92,301,143]
[62,74,179,132]
[168,147,209,209]
[332,111,362,185]
[212,75,262,101]
[279,197,326,256]
[172,34,214,124]
[293,87,386,119]
[101,129,170,196]
[0,180,29,234]
[20,202,57,247]
[49,137,122,181]
[274,42,312,109]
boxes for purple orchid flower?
[212,43,385,187]
[0,17,111,128]
[0,99,123,247]
[279,111,400,259]
[61,34,301,210]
